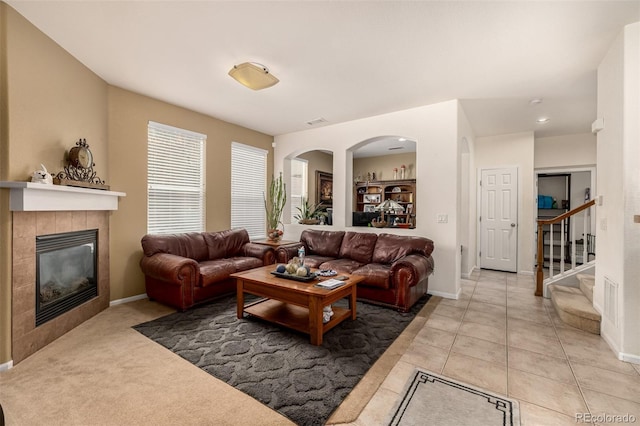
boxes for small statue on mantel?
[31,164,53,185]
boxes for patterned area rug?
[389,369,521,426]
[134,294,430,426]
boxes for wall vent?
[603,276,618,327]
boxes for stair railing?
[535,199,596,296]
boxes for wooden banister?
[537,199,596,225]
[535,199,596,297]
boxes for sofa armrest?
[390,254,434,288]
[243,243,276,265]
[140,253,199,286]
[275,243,303,264]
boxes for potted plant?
[264,173,286,241]
[294,196,323,225]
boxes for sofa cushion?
[352,263,392,289]
[204,228,251,259]
[339,232,378,264]
[198,259,237,287]
[372,233,434,264]
[319,258,365,274]
[141,233,209,262]
[301,230,345,258]
[228,256,263,272]
[303,255,336,269]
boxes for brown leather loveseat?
[276,229,434,312]
[140,228,275,310]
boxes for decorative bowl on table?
[317,269,337,277]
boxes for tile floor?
[352,269,640,425]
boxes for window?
[231,142,267,239]
[290,158,308,220]
[147,121,205,234]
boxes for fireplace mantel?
[0,181,126,211]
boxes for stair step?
[549,284,601,335]
[577,273,595,303]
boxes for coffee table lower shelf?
[244,299,352,336]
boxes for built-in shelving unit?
[354,179,416,227]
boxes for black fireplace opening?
[36,229,98,326]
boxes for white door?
[480,168,518,272]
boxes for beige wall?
[108,87,273,300]
[297,150,332,206]
[0,3,274,364]
[0,3,108,365]
[353,152,416,182]
[534,133,596,169]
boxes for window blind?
[147,121,205,235]
[231,142,267,239]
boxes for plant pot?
[299,219,320,225]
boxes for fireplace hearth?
[36,229,98,326]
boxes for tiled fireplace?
[12,210,110,363]
[1,181,125,364]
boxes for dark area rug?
[133,294,429,426]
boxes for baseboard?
[428,289,460,300]
[461,266,476,279]
[109,293,148,306]
[620,352,640,365]
[0,359,13,371]
[518,270,534,276]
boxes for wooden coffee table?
[232,265,364,345]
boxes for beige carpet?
[0,296,439,425]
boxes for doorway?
[479,167,518,272]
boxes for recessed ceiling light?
[536,117,550,124]
[529,98,543,105]
[398,138,407,142]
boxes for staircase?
[536,200,601,334]
[548,274,601,334]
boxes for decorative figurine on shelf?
[393,167,398,180]
[54,138,109,190]
[323,305,334,323]
[400,164,406,179]
[31,164,53,185]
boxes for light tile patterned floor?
[351,270,640,425]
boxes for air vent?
[388,146,404,151]
[306,117,327,126]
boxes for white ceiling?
[7,1,639,140]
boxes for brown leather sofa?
[276,229,434,312]
[140,228,275,311]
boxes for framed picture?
[364,204,376,212]
[363,193,381,204]
[316,171,333,206]
[406,203,413,214]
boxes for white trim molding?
[0,360,13,371]
[0,182,126,211]
[109,294,148,307]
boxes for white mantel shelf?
[0,181,126,211]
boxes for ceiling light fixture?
[536,117,550,124]
[228,62,279,90]
[529,98,543,106]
